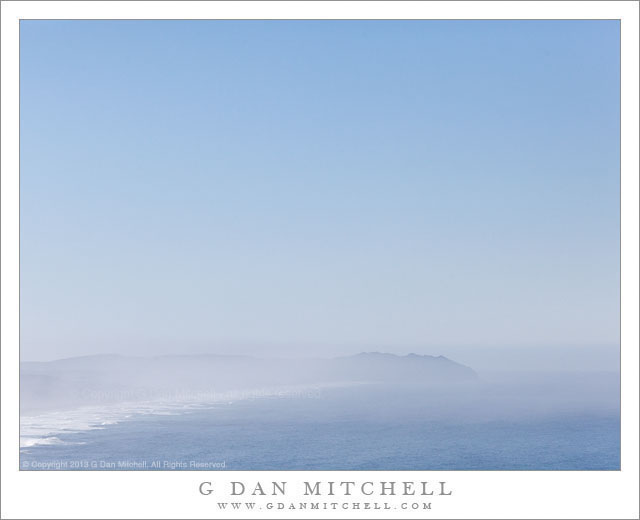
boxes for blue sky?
[20,21,620,361]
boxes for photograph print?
[19,20,620,471]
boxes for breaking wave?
[20,383,354,450]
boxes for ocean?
[20,373,620,471]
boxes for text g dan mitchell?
[198,480,453,497]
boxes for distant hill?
[20,352,477,413]
[331,352,477,382]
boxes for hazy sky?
[20,21,620,361]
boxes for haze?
[20,21,620,365]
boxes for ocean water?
[20,375,620,471]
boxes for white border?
[2,2,638,519]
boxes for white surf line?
[20,381,363,450]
